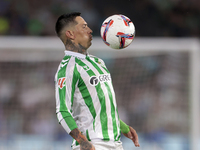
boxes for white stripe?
[65,50,86,59]
[60,118,71,134]
[55,67,61,113]
[57,112,63,122]
[64,57,76,110]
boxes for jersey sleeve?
[55,58,79,134]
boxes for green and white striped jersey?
[55,50,121,146]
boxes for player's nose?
[88,27,93,33]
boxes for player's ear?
[65,30,75,40]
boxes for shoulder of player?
[57,57,78,77]
[89,55,104,63]
[60,55,89,71]
[89,54,99,59]
[58,56,75,71]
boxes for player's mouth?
[89,35,93,40]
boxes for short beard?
[65,39,87,54]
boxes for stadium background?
[0,0,200,150]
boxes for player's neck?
[65,43,87,55]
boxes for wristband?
[120,119,130,134]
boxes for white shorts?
[72,140,124,150]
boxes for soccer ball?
[100,14,135,49]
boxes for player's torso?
[71,56,120,141]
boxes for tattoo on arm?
[69,128,92,150]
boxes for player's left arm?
[120,119,140,147]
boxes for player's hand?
[122,126,140,147]
[69,128,95,150]
[80,141,95,150]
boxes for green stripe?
[88,57,119,141]
[76,58,109,140]
[57,56,77,131]
[75,58,97,130]
[86,130,91,141]
[75,140,79,146]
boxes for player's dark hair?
[55,12,81,37]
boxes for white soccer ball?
[100,14,135,49]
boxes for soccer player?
[55,12,140,150]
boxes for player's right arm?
[55,58,95,150]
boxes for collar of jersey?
[64,50,89,59]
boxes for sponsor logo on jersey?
[90,76,99,86]
[58,77,66,89]
[89,74,111,86]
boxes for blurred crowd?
[0,0,199,37]
[110,53,189,135]
[0,62,60,140]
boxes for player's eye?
[83,24,87,28]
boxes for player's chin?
[83,42,92,50]
[88,40,92,47]
[86,37,92,46]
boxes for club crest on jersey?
[58,77,66,89]
[89,74,111,86]
[83,65,90,71]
